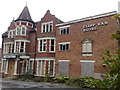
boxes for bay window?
[38,37,55,53]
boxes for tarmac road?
[0,77,72,89]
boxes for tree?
[100,14,120,88]
[101,49,120,88]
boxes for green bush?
[54,75,70,83]
[65,76,99,88]
[44,73,50,82]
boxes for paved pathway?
[0,77,72,89]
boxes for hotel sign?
[83,21,108,32]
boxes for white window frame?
[35,59,55,77]
[21,25,27,35]
[59,25,70,35]
[59,42,70,51]
[41,21,53,33]
[3,42,14,54]
[8,30,15,38]
[37,37,56,53]
[15,26,20,35]
[38,39,47,52]
[14,40,30,53]
[3,43,8,54]
[49,39,56,52]
[19,41,25,53]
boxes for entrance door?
[8,60,15,77]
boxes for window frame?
[49,39,55,52]
[41,21,53,33]
[15,26,21,35]
[59,25,70,35]
[19,41,25,53]
[38,39,47,52]
[8,30,14,38]
[59,42,70,51]
[21,26,26,35]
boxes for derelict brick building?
[1,6,118,78]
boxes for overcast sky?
[0,0,120,47]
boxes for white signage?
[3,55,16,59]
[83,21,108,32]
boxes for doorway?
[8,60,15,77]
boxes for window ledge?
[59,50,70,52]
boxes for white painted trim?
[24,41,26,53]
[58,60,70,62]
[4,60,8,74]
[15,39,30,43]
[56,11,116,26]
[80,60,95,63]
[82,54,92,56]
[58,42,70,44]
[30,58,35,61]
[8,29,15,38]
[59,25,71,29]
[20,56,30,59]
[35,57,55,61]
[44,61,46,75]
[49,39,56,52]
[3,42,14,44]
[37,37,56,40]
[53,60,55,76]
[26,60,28,72]
[38,39,47,52]
[20,25,27,35]
[13,59,18,75]
[41,21,53,33]
[48,61,50,74]
[2,59,7,60]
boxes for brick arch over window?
[81,39,93,56]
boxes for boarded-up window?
[80,60,95,77]
[82,39,93,56]
[59,60,69,76]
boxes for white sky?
[0,0,120,47]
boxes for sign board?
[20,56,30,59]
[83,21,108,32]
[3,55,16,59]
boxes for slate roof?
[15,6,34,23]
[8,20,16,30]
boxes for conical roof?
[15,6,34,23]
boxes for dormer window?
[41,21,53,33]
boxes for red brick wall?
[56,15,118,77]
[35,11,60,58]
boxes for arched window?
[16,26,20,35]
[21,26,26,35]
[82,39,93,56]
